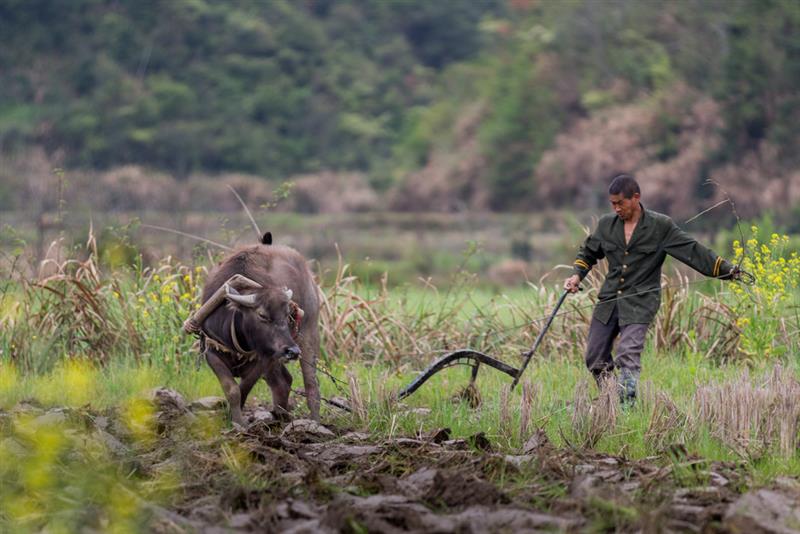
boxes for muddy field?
[4,388,800,533]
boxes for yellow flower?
[122,398,156,444]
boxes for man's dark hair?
[608,174,640,198]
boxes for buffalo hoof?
[272,407,293,422]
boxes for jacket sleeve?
[663,220,735,279]
[573,230,604,280]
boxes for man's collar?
[636,203,650,228]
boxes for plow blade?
[396,350,519,400]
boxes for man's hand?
[564,274,581,293]
[729,266,742,281]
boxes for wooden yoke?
[182,274,262,335]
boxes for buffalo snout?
[283,345,301,360]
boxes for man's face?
[609,193,640,221]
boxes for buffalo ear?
[261,231,272,245]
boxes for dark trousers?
[585,305,648,381]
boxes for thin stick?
[684,198,730,225]
[141,224,233,251]
[227,185,261,241]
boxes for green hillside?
[1,0,798,213]
[0,0,499,179]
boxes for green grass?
[3,225,800,532]
[2,270,800,534]
[4,341,800,481]
[2,239,800,481]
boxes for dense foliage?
[1,0,798,209]
[397,0,800,209]
[0,0,499,180]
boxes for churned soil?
[4,389,800,533]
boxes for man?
[564,174,739,404]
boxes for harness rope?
[188,299,349,397]
[190,301,304,362]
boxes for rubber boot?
[619,368,639,407]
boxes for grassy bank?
[3,346,800,472]
[2,228,799,460]
[1,229,800,530]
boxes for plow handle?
[511,289,570,390]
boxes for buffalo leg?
[298,329,321,421]
[265,358,293,420]
[239,359,267,409]
[205,350,243,427]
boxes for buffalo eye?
[256,310,271,323]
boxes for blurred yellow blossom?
[121,398,156,445]
[733,226,799,359]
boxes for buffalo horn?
[226,284,258,306]
[183,274,263,333]
[284,288,293,301]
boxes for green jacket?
[573,207,734,325]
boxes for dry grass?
[2,232,200,370]
[518,380,536,441]
[651,273,741,362]
[694,365,800,458]
[2,231,800,468]
[642,386,689,452]
[347,371,368,425]
[315,251,587,370]
[2,225,756,379]
[498,385,511,437]
[570,377,619,448]
[11,234,127,366]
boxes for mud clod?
[467,431,492,452]
[423,469,509,507]
[2,399,795,533]
[724,487,800,533]
[150,387,188,412]
[281,419,336,442]
[522,427,550,455]
[191,396,227,411]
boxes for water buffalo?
[198,242,320,425]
